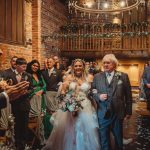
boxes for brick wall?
[0,1,32,70]
[0,0,67,70]
[41,0,67,61]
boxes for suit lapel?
[104,73,109,86]
[21,72,28,81]
[99,72,108,93]
[46,69,49,78]
[112,71,119,96]
[12,72,18,84]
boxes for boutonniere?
[51,70,57,76]
[115,72,123,85]
[22,74,28,81]
[114,72,121,79]
[24,75,28,81]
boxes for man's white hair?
[102,54,118,67]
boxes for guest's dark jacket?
[0,93,7,116]
[0,68,15,80]
[143,66,150,91]
[2,69,33,112]
[42,68,62,91]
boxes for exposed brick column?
[148,0,150,56]
[32,0,41,62]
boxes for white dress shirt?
[48,67,54,76]
[106,71,114,84]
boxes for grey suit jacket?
[92,71,132,119]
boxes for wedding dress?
[42,81,100,150]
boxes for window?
[0,0,24,45]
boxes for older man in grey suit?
[92,54,132,150]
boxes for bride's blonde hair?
[71,58,87,79]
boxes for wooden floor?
[135,101,150,116]
[1,101,150,149]
[124,101,150,150]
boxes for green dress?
[30,75,53,139]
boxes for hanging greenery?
[42,31,150,41]
[42,21,149,42]
[59,22,149,33]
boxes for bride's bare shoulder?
[86,74,94,83]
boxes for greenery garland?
[60,22,149,33]
[42,31,150,41]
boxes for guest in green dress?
[26,60,52,141]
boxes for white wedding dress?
[42,81,100,150]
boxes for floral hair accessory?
[72,58,86,67]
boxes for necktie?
[107,73,112,84]
[16,74,22,82]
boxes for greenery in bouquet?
[58,90,85,112]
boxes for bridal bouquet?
[58,90,84,113]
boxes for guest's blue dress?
[43,81,100,150]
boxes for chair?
[0,105,14,146]
[28,95,45,148]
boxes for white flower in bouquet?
[76,91,86,102]
[68,103,76,112]
[69,82,77,90]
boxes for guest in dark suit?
[53,55,64,71]
[0,56,18,80]
[5,58,32,150]
[143,61,150,110]
[42,57,62,112]
[92,54,132,150]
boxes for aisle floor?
[124,102,150,150]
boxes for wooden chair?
[0,128,6,143]
[28,116,41,147]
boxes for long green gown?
[29,75,53,139]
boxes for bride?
[42,59,100,150]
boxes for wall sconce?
[26,39,32,46]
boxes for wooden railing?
[60,25,149,53]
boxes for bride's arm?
[59,74,73,95]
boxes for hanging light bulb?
[84,0,95,8]
[120,0,126,7]
[103,1,109,9]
